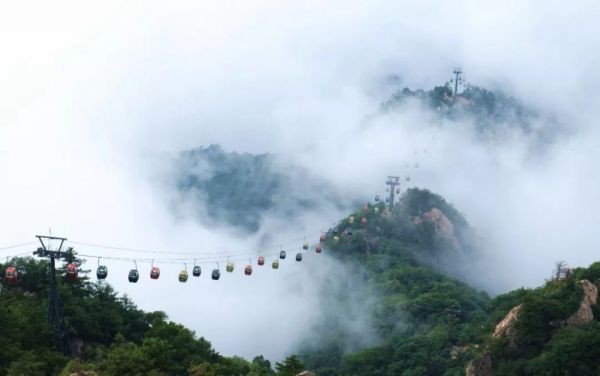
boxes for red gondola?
[66,263,78,281]
[150,266,160,279]
[316,244,322,253]
[5,266,17,285]
[363,204,369,212]
[244,264,252,276]
[258,256,265,266]
[360,217,368,225]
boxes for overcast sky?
[1,0,599,360]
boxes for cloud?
[1,0,600,359]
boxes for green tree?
[249,355,275,376]
[275,355,305,376]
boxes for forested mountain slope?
[297,189,600,375]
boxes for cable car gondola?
[316,244,322,253]
[303,239,309,250]
[128,262,139,283]
[150,265,160,280]
[296,253,303,262]
[333,236,339,243]
[347,228,353,236]
[193,265,201,277]
[226,260,234,273]
[128,270,139,283]
[279,250,286,259]
[320,233,326,242]
[245,264,252,276]
[360,217,368,225]
[348,216,355,224]
[96,258,108,280]
[258,256,265,266]
[5,266,17,285]
[96,265,108,280]
[179,269,188,283]
[375,195,380,202]
[66,263,78,281]
[363,204,369,212]
[374,207,380,214]
[211,269,221,280]
[272,258,280,269]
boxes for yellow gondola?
[179,270,188,282]
[303,239,309,250]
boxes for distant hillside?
[173,144,348,233]
[380,83,544,135]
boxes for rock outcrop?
[421,208,454,237]
[566,279,598,327]
[415,208,460,248]
[493,303,523,340]
[296,372,316,376]
[465,304,523,375]
[465,352,493,376]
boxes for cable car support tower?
[385,176,401,206]
[33,235,71,356]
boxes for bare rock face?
[567,280,598,327]
[493,304,523,339]
[415,208,460,248]
[421,208,455,237]
[464,304,523,376]
[465,352,493,376]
